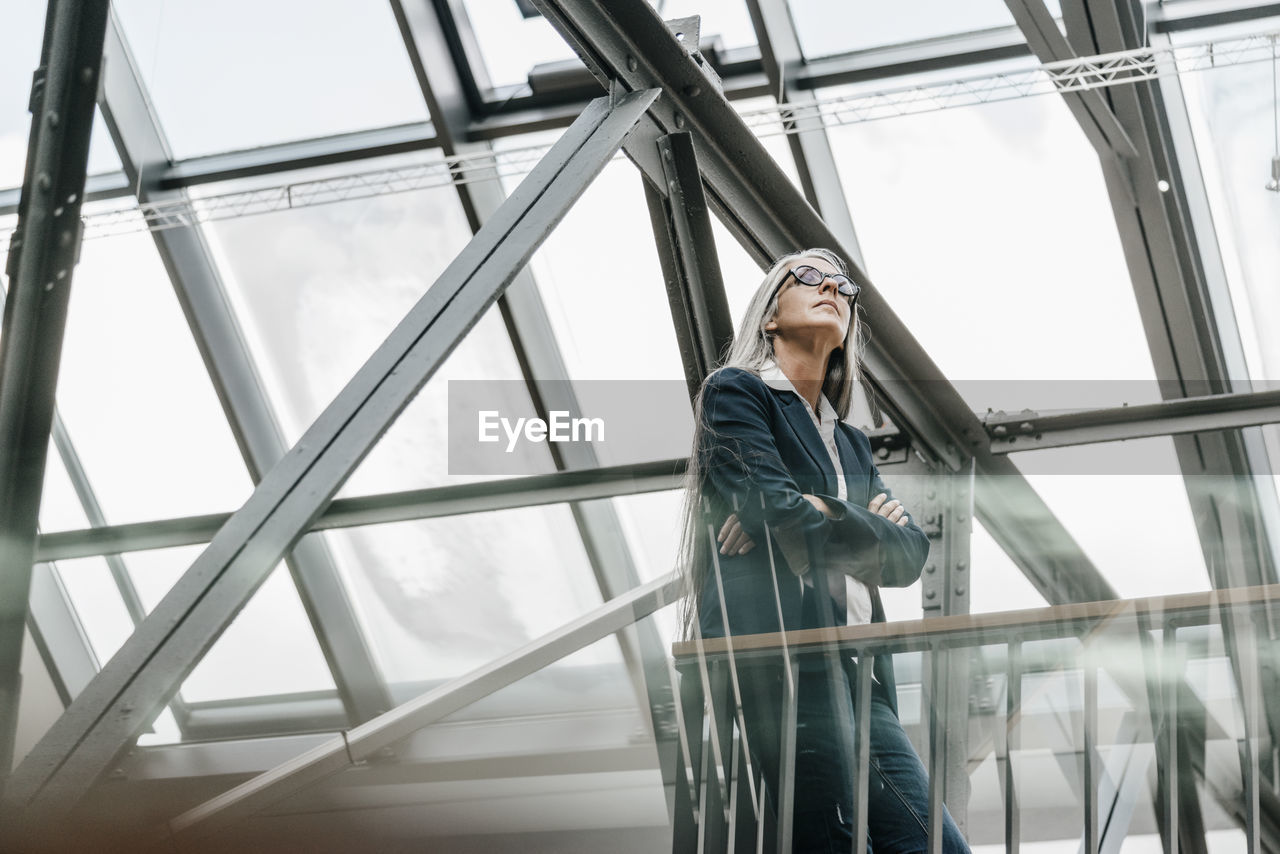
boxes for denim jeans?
[737,655,970,854]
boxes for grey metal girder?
[35,458,687,562]
[0,24,1037,213]
[743,0,865,266]
[987,389,1280,455]
[96,10,393,727]
[1,87,659,834]
[390,0,680,811]
[642,130,734,398]
[3,5,1279,212]
[0,0,110,781]
[531,0,1115,607]
[1002,0,1139,163]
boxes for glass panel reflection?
[110,0,429,159]
[820,75,1159,415]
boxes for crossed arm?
[699,368,929,588]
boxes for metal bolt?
[957,560,967,572]
[45,110,59,128]
[926,489,936,500]
[81,66,94,83]
[957,513,966,523]
[684,84,701,97]
[627,56,638,72]
[925,564,936,574]
[674,112,686,129]
[1019,422,1034,434]
[992,424,1008,437]
[36,173,51,192]
[925,590,937,600]
[954,586,966,596]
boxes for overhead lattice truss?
[741,29,1280,130]
[1,28,1274,244]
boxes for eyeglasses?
[784,265,861,301]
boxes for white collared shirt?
[759,359,875,627]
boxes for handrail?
[671,582,1280,661]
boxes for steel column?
[643,130,734,399]
[0,0,109,781]
[2,88,659,832]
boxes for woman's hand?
[717,513,756,555]
[802,493,837,518]
[869,492,911,527]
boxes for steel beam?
[744,0,865,266]
[0,171,130,216]
[2,87,659,834]
[167,572,680,842]
[35,458,685,562]
[643,131,734,398]
[531,0,1114,609]
[96,10,393,727]
[1003,0,1139,164]
[987,389,1280,455]
[0,0,109,781]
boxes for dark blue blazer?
[694,367,930,713]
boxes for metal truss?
[1,85,659,846]
[6,27,1275,248]
[737,28,1280,131]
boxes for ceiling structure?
[1,0,1279,850]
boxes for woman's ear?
[764,319,778,335]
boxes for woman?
[676,249,969,853]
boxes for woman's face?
[765,256,852,352]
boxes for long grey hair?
[674,248,867,641]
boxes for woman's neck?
[772,341,830,415]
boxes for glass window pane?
[325,503,609,687]
[54,557,133,665]
[115,544,337,702]
[1009,437,1210,599]
[462,0,757,90]
[1174,19,1280,524]
[191,152,520,495]
[820,74,1161,414]
[245,627,663,850]
[790,0,1060,59]
[54,208,255,526]
[111,0,430,158]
